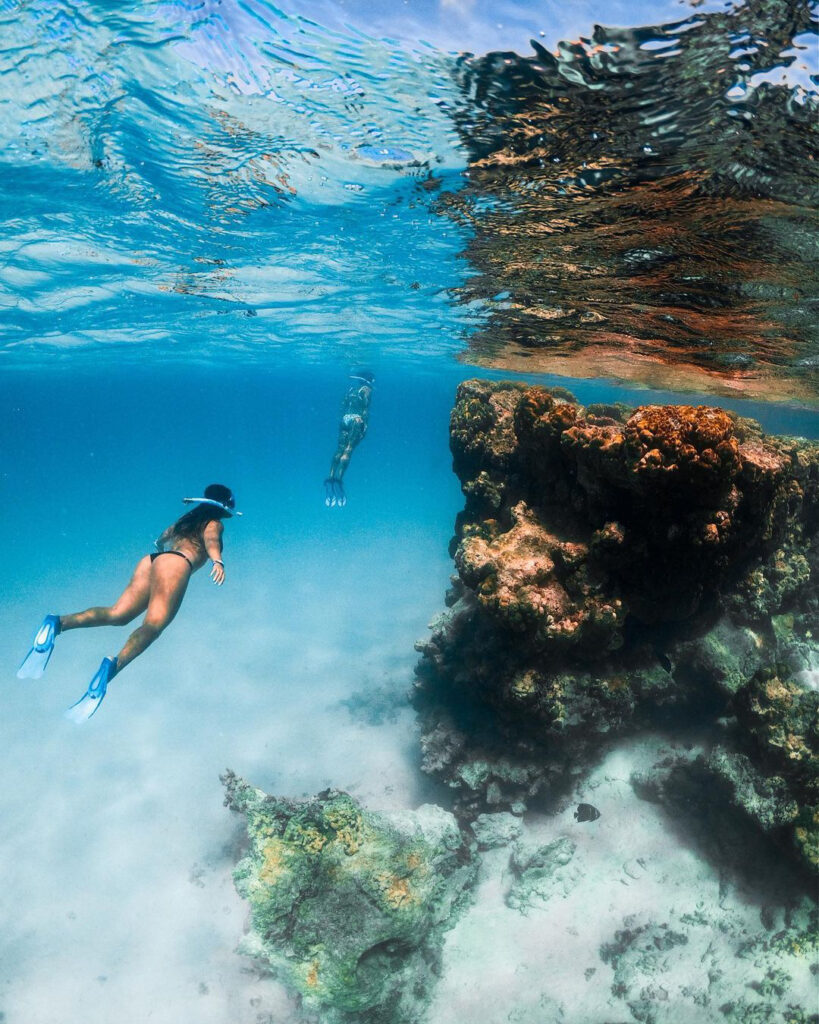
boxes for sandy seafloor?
[429,734,816,1024]
[1,363,816,1024]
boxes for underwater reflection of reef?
[443,0,819,402]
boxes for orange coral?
[623,405,740,495]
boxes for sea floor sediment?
[429,733,816,1024]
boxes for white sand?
[429,735,815,1024]
[0,535,450,1024]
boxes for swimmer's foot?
[65,656,118,723]
[17,614,61,679]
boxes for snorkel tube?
[182,497,243,517]
[349,369,375,387]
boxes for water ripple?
[0,0,470,363]
[441,0,819,401]
[1,0,817,401]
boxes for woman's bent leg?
[115,556,191,672]
[60,556,152,630]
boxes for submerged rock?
[630,746,805,877]
[424,734,818,1024]
[415,380,818,873]
[507,835,579,914]
[630,669,819,874]
[471,811,522,850]
[221,772,475,1024]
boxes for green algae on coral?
[222,772,475,1023]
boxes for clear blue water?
[2,365,464,1022]
[1,1,817,1022]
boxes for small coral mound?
[222,772,475,1024]
[623,404,741,495]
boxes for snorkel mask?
[181,491,241,516]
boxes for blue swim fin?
[65,656,117,723]
[17,614,61,679]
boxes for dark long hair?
[172,484,234,542]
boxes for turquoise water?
[2,365,463,1022]
[1,1,817,1022]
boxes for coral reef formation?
[415,380,818,873]
[222,772,475,1024]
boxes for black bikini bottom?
[150,550,193,569]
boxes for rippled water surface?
[1,0,471,363]
[444,0,819,401]
[1,0,816,399]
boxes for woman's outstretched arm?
[204,520,225,585]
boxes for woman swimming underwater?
[324,370,374,507]
[17,484,240,721]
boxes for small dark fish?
[574,803,601,823]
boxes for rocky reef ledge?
[221,772,475,1024]
[414,380,818,875]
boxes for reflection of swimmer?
[17,484,240,722]
[324,371,375,507]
